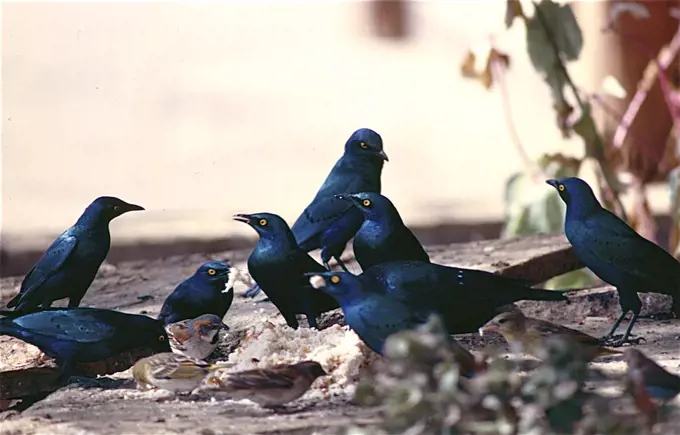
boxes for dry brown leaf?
[460,46,511,90]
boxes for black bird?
[307,260,568,338]
[0,307,170,377]
[234,212,339,329]
[243,128,387,298]
[6,196,144,311]
[547,177,680,346]
[157,261,237,326]
[335,192,429,270]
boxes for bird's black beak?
[233,213,253,225]
[378,150,389,162]
[220,322,230,331]
[125,203,145,212]
[545,179,559,189]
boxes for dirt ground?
[0,242,679,434]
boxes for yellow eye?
[259,218,268,226]
[359,142,368,149]
[208,268,216,276]
[558,184,565,192]
[330,275,341,284]
[362,199,371,207]
[113,205,120,212]
[158,335,165,341]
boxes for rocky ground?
[0,236,679,434]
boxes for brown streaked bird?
[205,360,328,408]
[624,348,680,403]
[165,313,228,361]
[132,352,233,394]
[479,311,621,361]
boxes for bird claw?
[601,335,646,348]
[254,298,271,304]
[242,284,263,299]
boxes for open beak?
[233,213,252,224]
[378,150,389,162]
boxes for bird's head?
[84,196,145,222]
[478,310,526,338]
[622,348,647,370]
[194,261,239,293]
[334,192,398,222]
[306,271,363,303]
[343,128,388,162]
[233,212,296,244]
[292,360,328,380]
[546,177,602,217]
[191,313,229,342]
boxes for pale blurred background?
[1,2,675,262]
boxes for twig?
[609,25,680,149]
[589,92,625,123]
[532,1,627,220]
[490,56,545,181]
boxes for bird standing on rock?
[308,263,568,354]
[205,360,328,409]
[165,314,228,361]
[157,261,237,326]
[6,196,145,311]
[0,307,170,378]
[479,310,621,361]
[234,212,339,329]
[334,192,429,270]
[547,177,680,346]
[243,128,387,298]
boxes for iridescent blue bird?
[0,307,170,377]
[6,196,144,311]
[234,212,339,329]
[307,261,568,354]
[334,192,429,270]
[547,177,680,346]
[243,128,387,298]
[157,261,237,326]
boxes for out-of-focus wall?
[1,3,603,250]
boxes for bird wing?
[353,297,425,348]
[638,358,680,390]
[165,322,191,351]
[576,210,680,285]
[151,357,207,379]
[291,161,377,248]
[11,310,116,343]
[526,318,601,347]
[224,368,297,390]
[17,234,78,297]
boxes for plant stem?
[532,1,627,220]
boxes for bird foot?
[254,298,271,304]
[601,335,646,348]
[242,284,262,299]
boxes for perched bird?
[157,261,237,326]
[243,128,387,304]
[624,348,680,402]
[308,263,568,354]
[334,192,429,270]
[234,213,338,329]
[205,360,327,408]
[132,352,233,394]
[6,197,144,310]
[479,310,621,361]
[0,307,170,376]
[547,177,680,346]
[165,314,228,361]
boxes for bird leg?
[243,284,263,299]
[603,310,645,347]
[335,258,351,273]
